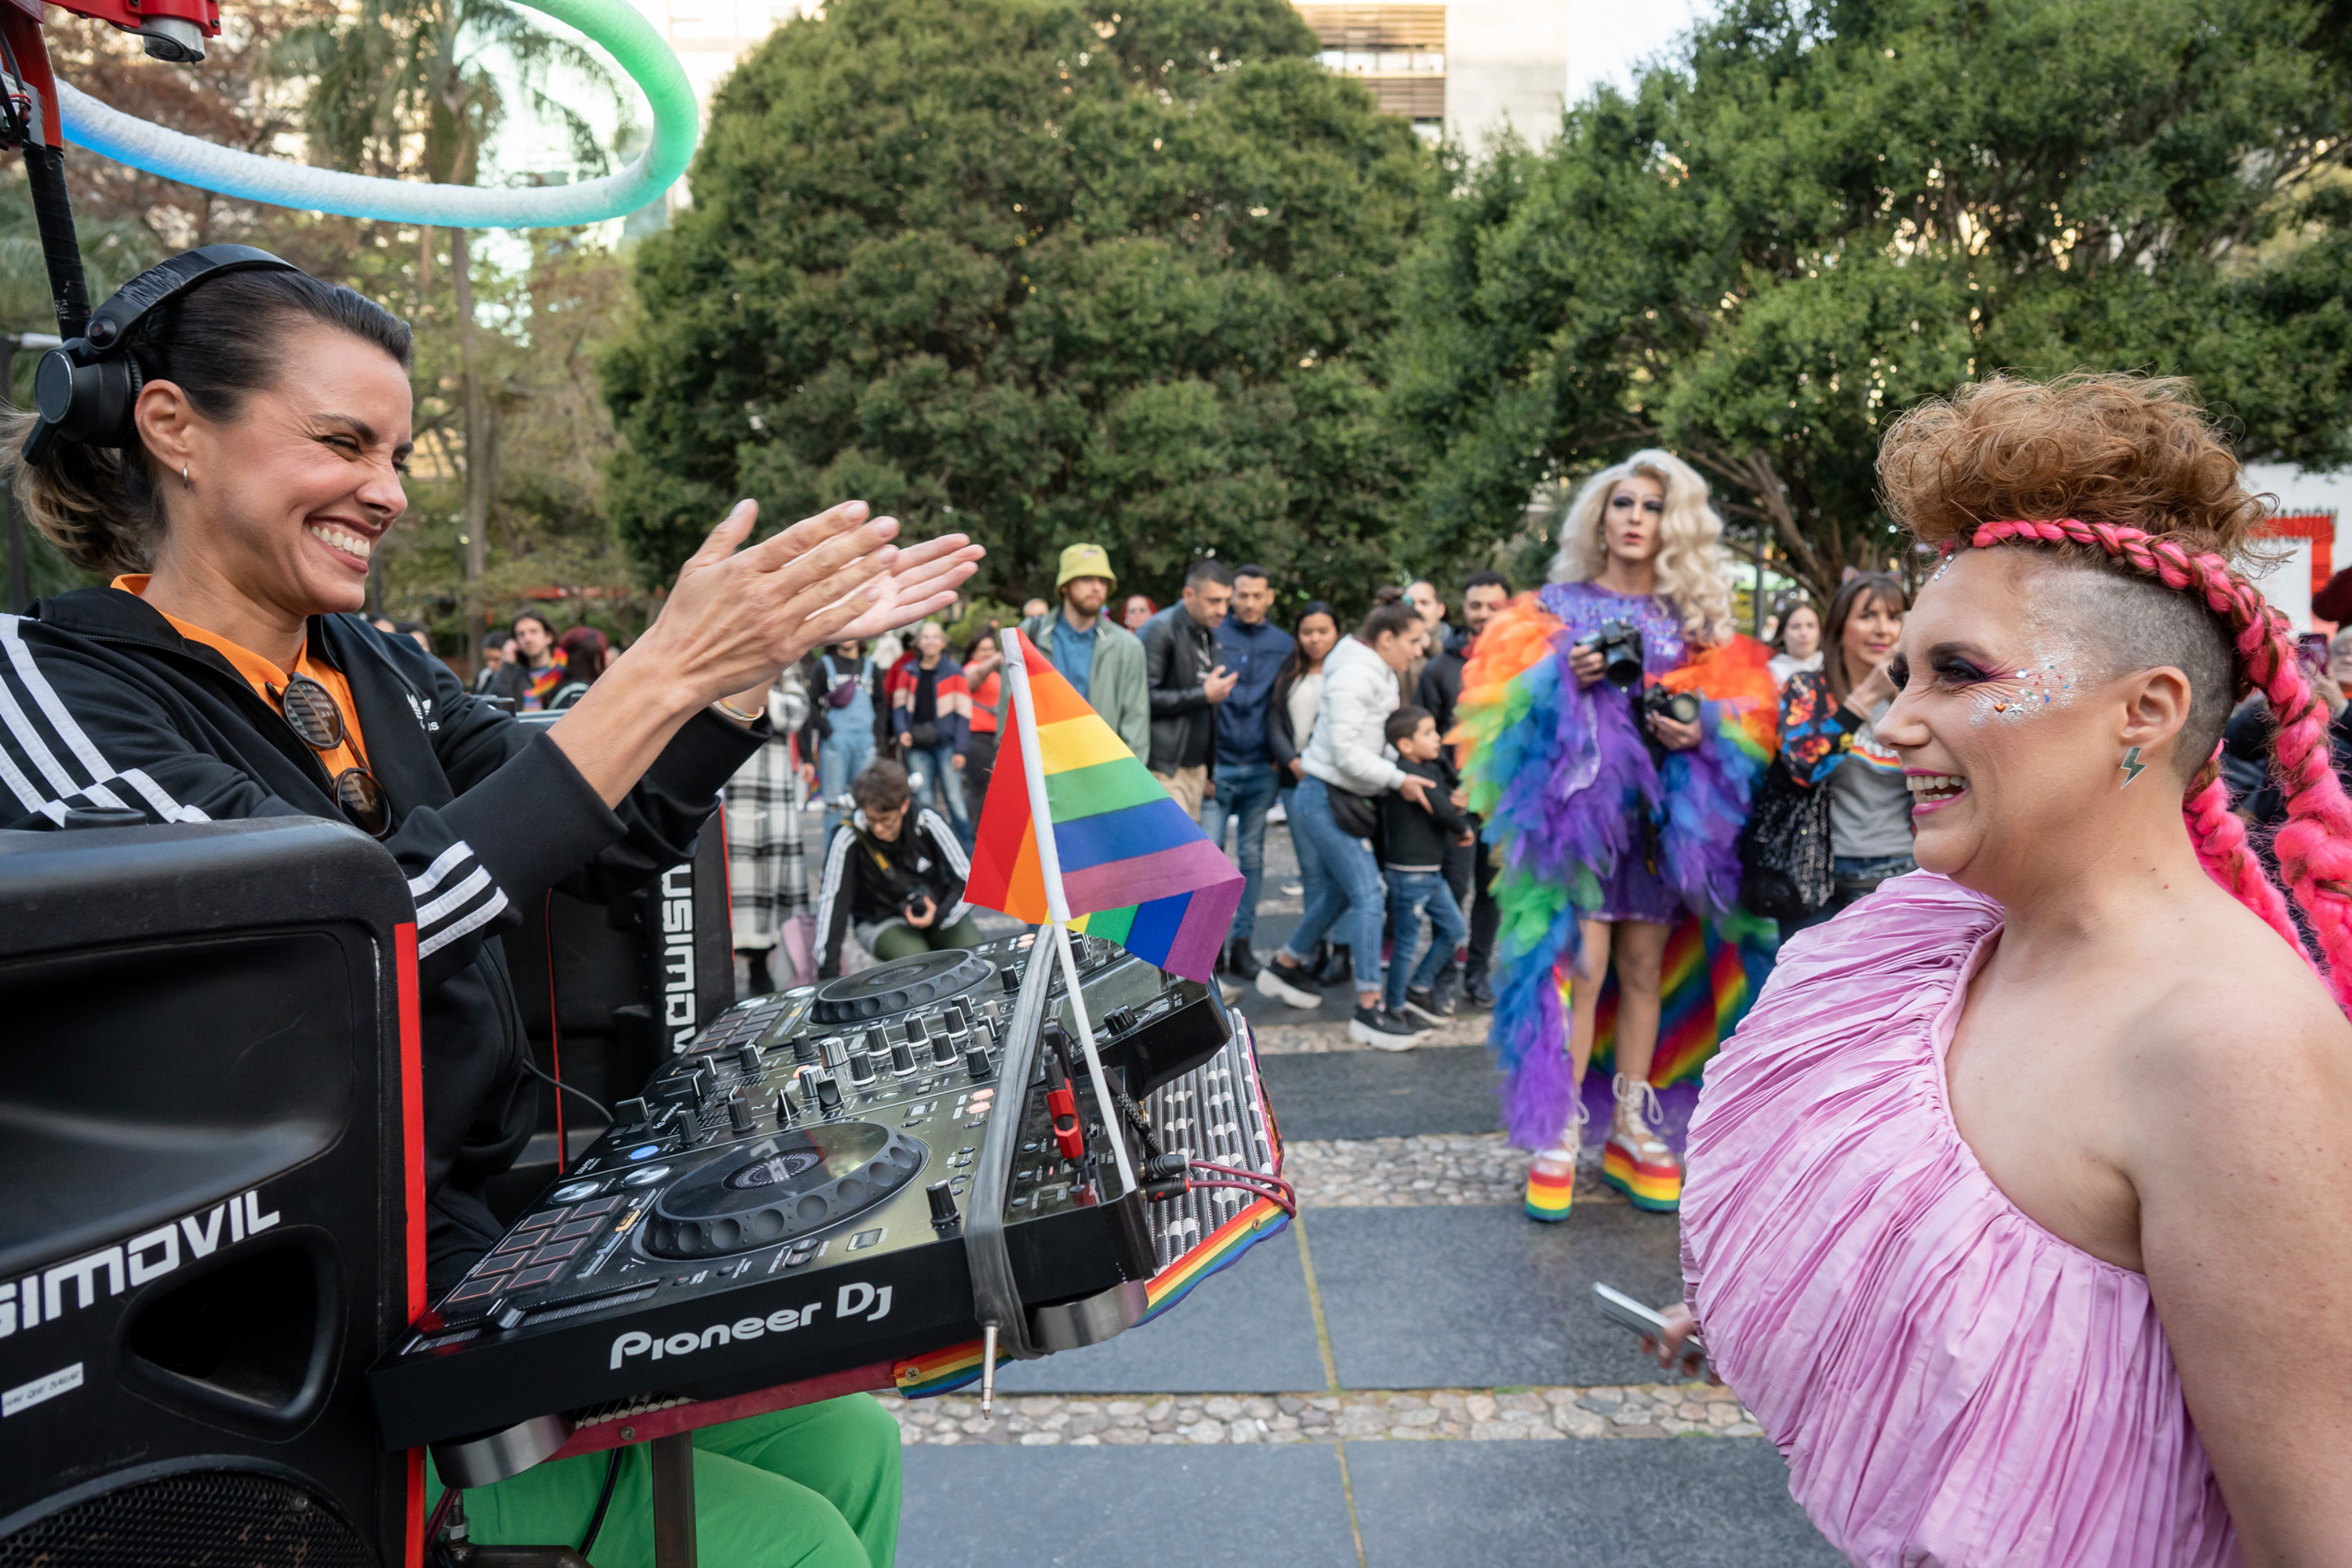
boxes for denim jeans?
[1382,869,1468,1013]
[1279,782,1330,924]
[1278,775,1386,992]
[1793,852,1918,933]
[904,743,972,843]
[818,729,875,845]
[1200,761,1279,942]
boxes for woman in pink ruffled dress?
[1666,375,2352,1565]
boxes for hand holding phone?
[1593,1283,1709,1378]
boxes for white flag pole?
[1001,632,1139,1198]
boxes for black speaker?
[497,729,735,1218]
[0,818,417,1567]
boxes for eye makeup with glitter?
[1970,645,2078,722]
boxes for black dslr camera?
[1640,685,1701,727]
[1579,619,1699,728]
[1578,620,1646,688]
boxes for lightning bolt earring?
[2120,746,2147,788]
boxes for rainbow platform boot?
[1523,1100,1588,1222]
[1600,1073,1681,1212]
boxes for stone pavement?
[785,809,1834,1564]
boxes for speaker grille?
[0,1469,372,1568]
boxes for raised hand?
[831,532,984,644]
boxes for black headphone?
[23,244,302,465]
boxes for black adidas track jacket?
[0,587,761,1291]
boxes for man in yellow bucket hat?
[1000,543,1149,759]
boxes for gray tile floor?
[792,807,1836,1564]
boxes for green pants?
[435,1396,901,1567]
[869,910,985,963]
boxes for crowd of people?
[6,216,2343,1564]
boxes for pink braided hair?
[1968,519,2352,1007]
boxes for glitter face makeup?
[1969,639,2080,724]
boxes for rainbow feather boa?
[1457,597,1780,1148]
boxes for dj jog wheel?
[809,948,994,1024]
[641,1123,927,1259]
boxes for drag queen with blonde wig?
[1456,450,1777,1221]
[1664,375,2352,1563]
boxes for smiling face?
[1601,474,1665,569]
[1836,592,1904,690]
[1879,550,2192,887]
[153,323,412,622]
[915,622,946,662]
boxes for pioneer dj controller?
[369,929,1257,1458]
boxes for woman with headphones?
[0,247,979,1567]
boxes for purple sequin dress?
[1538,580,1690,925]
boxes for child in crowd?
[1378,706,1474,1029]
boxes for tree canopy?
[1385,0,2352,601]
[602,0,1444,608]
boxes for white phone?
[1592,1282,1706,1368]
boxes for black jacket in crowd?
[1378,753,1469,873]
[0,588,760,1293]
[1140,605,1221,775]
[1268,662,1310,778]
[1416,623,1473,740]
[810,807,973,978]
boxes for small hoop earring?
[2121,746,2147,788]
[180,463,191,489]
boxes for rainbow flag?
[964,630,1243,983]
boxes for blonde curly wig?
[1548,448,1738,647]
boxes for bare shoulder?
[2129,897,2352,1143]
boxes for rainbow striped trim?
[1600,1142,1682,1213]
[1584,912,1776,1087]
[1523,1164,1574,1222]
[892,1200,1293,1398]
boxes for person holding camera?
[1457,450,1776,1222]
[1773,572,1911,928]
[811,757,986,978]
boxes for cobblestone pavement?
[876,1385,1762,1446]
[1285,1131,1613,1207]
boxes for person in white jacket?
[1255,602,1434,1046]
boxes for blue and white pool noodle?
[57,0,696,227]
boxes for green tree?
[278,0,626,640]
[603,0,1443,610]
[1386,0,2352,602]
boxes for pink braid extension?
[1973,519,2352,1010]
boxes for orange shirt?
[113,575,372,782]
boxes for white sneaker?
[1256,962,1321,1010]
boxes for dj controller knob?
[794,1033,822,1065]
[774,1089,795,1127]
[815,1073,844,1116]
[965,1044,993,1083]
[890,1039,916,1076]
[906,1016,928,1051]
[999,964,1021,993]
[736,1042,763,1075]
[847,1049,877,1086]
[927,1181,960,1231]
[931,1025,960,1067]
[727,1092,754,1134]
[616,1097,651,1128]
[1102,1006,1138,1036]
